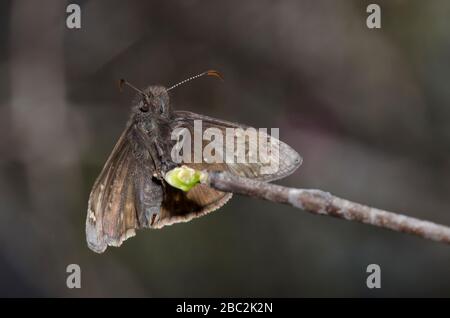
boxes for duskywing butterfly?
[86,71,302,253]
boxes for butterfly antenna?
[167,70,223,91]
[119,79,152,111]
[119,79,149,97]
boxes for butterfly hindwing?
[154,183,232,228]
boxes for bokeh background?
[0,0,450,297]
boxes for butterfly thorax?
[127,107,175,177]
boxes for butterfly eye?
[138,95,151,112]
[139,100,149,112]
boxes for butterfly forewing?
[172,110,302,181]
[87,124,167,252]
[87,125,137,253]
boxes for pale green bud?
[164,165,208,192]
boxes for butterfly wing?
[86,125,164,253]
[171,110,302,181]
[153,183,232,229]
[150,110,301,229]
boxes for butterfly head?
[136,86,170,117]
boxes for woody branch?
[202,171,450,245]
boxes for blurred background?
[0,0,450,297]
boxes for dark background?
[0,0,449,297]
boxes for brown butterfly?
[86,71,302,253]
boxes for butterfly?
[86,71,302,253]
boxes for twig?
[203,171,450,245]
